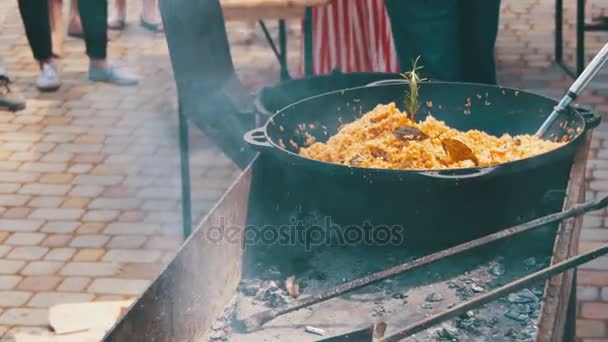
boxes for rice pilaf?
[299,102,565,170]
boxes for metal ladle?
[536,42,608,137]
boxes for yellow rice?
[299,102,565,170]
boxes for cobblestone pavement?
[1,0,608,340]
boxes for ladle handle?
[536,42,608,137]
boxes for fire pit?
[102,117,596,341]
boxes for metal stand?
[303,7,314,76]
[555,0,608,78]
[178,104,193,239]
[259,20,291,80]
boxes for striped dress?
[301,0,400,76]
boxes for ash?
[204,208,557,342]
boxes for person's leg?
[140,0,163,32]
[77,0,108,61]
[49,0,64,57]
[0,59,26,112]
[384,0,463,81]
[79,0,139,85]
[17,0,61,91]
[68,0,83,37]
[460,0,501,85]
[108,0,127,30]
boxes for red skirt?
[300,0,400,76]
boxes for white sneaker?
[36,63,61,92]
[89,61,139,86]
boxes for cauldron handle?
[418,166,497,180]
[365,78,441,87]
[244,127,273,151]
[365,79,407,87]
[573,105,602,130]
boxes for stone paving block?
[117,263,165,279]
[104,223,161,235]
[70,235,110,248]
[107,236,147,249]
[0,308,48,325]
[118,210,145,222]
[61,197,89,209]
[2,208,31,219]
[68,185,104,198]
[40,221,79,233]
[581,241,606,254]
[60,262,120,277]
[73,175,123,186]
[73,249,105,262]
[9,152,42,162]
[38,173,73,184]
[76,223,106,234]
[583,215,603,229]
[27,292,94,308]
[0,195,29,206]
[55,144,103,154]
[44,248,76,261]
[41,234,72,248]
[82,210,120,222]
[67,163,93,174]
[19,184,70,196]
[72,153,106,164]
[5,233,46,246]
[21,261,63,275]
[579,286,601,301]
[29,208,83,220]
[581,229,608,242]
[582,303,608,320]
[28,196,64,208]
[43,133,76,143]
[578,319,607,338]
[17,276,61,291]
[0,276,21,290]
[0,183,20,194]
[102,249,161,263]
[0,161,20,172]
[87,278,150,295]
[0,261,25,274]
[0,292,32,307]
[88,198,139,210]
[6,247,48,260]
[40,152,73,163]
[57,277,91,292]
[19,162,66,173]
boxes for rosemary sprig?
[400,56,426,122]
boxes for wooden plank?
[221,0,330,20]
[536,132,593,341]
[101,163,254,342]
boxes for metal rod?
[258,21,281,61]
[536,42,608,137]
[555,0,563,64]
[178,105,192,238]
[577,0,586,76]
[304,7,314,76]
[380,243,608,341]
[234,195,608,332]
[278,19,290,80]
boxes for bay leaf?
[393,126,429,141]
[441,138,479,165]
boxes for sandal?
[140,16,163,33]
[108,18,127,30]
[67,30,84,39]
